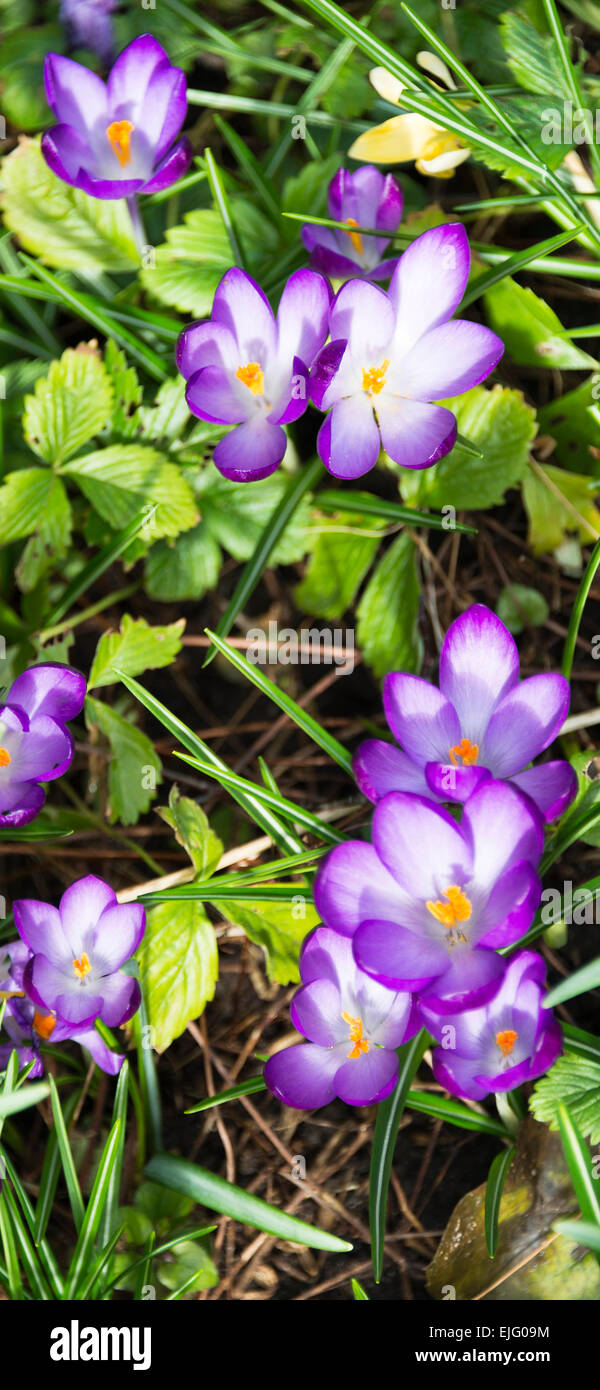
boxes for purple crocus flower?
[315,782,544,1015]
[354,604,577,825]
[177,267,332,481]
[15,876,144,1030]
[301,166,403,283]
[265,927,417,1109]
[309,223,503,477]
[0,663,86,829]
[41,35,192,199]
[419,951,562,1100]
[60,0,117,63]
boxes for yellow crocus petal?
[416,49,457,90]
[368,65,406,104]
[416,145,471,177]
[349,112,440,165]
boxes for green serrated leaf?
[356,531,423,678]
[23,347,114,465]
[400,385,536,512]
[157,785,223,876]
[140,202,278,315]
[214,894,318,984]
[294,509,384,620]
[484,278,598,371]
[88,614,185,690]
[196,463,313,566]
[85,696,162,825]
[530,1051,600,1144]
[137,899,218,1052]
[144,521,222,603]
[523,463,600,554]
[1,137,138,272]
[15,475,72,593]
[104,340,143,440]
[539,375,600,477]
[62,444,199,542]
[0,467,55,544]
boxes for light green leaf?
[15,475,72,592]
[85,696,162,825]
[137,899,218,1052]
[62,445,199,542]
[1,137,138,272]
[495,584,549,634]
[88,614,185,690]
[500,10,577,99]
[523,463,600,553]
[485,277,598,371]
[295,507,385,620]
[0,25,63,131]
[156,1238,218,1293]
[539,375,600,476]
[214,893,319,984]
[0,467,55,543]
[195,463,312,565]
[400,385,537,512]
[157,785,223,877]
[104,340,143,440]
[136,377,191,448]
[530,1051,600,1144]
[356,532,423,678]
[144,521,221,602]
[23,347,114,465]
[140,202,278,315]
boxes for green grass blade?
[204,458,322,665]
[561,1023,600,1064]
[65,1118,122,1297]
[100,1224,216,1296]
[484,1145,515,1258]
[204,629,354,776]
[146,1151,353,1251]
[553,1218,600,1252]
[556,1102,600,1253]
[352,1277,369,1299]
[204,147,246,270]
[175,750,345,843]
[406,1090,511,1138]
[543,957,600,1009]
[461,225,586,309]
[75,1223,125,1302]
[316,489,476,534]
[131,1007,162,1160]
[48,1074,85,1233]
[0,1083,49,1120]
[562,536,600,682]
[98,1061,129,1247]
[0,1192,22,1299]
[185,1078,267,1113]
[0,1183,52,1299]
[213,116,281,223]
[42,507,157,630]
[369,1030,429,1283]
[34,1090,80,1246]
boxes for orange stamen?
[448,737,479,767]
[33,1011,56,1041]
[495,1029,518,1058]
[362,358,390,395]
[0,747,11,768]
[236,362,265,396]
[344,217,364,256]
[341,1010,369,1060]
[426,885,472,931]
[106,119,134,168]
[73,952,91,982]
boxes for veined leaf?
[0,467,55,544]
[137,899,218,1053]
[22,347,114,465]
[356,532,423,678]
[88,614,185,690]
[530,1051,600,1144]
[157,785,223,876]
[400,385,536,512]
[85,697,162,825]
[214,894,319,984]
[62,444,199,542]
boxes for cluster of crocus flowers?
[348,54,471,179]
[0,663,86,828]
[0,876,145,1077]
[41,34,191,199]
[266,602,567,1111]
[301,166,403,282]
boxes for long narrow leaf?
[484,1145,515,1258]
[65,1119,122,1297]
[369,1030,428,1283]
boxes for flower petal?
[94,902,145,971]
[59,876,117,956]
[107,34,170,113]
[389,224,471,354]
[349,113,436,164]
[398,319,504,399]
[510,760,577,823]
[291,979,344,1046]
[44,53,107,132]
[299,925,356,987]
[461,781,544,899]
[383,673,460,766]
[100,973,141,1027]
[186,365,250,425]
[335,1047,398,1106]
[213,418,286,482]
[212,267,276,363]
[0,782,45,828]
[376,397,457,470]
[265,1043,340,1109]
[353,919,446,990]
[354,738,431,802]
[439,604,519,744]
[176,320,239,379]
[419,945,506,1015]
[319,394,381,479]
[13,900,64,962]
[425,761,491,802]
[11,717,72,783]
[476,860,541,949]
[483,674,571,777]
[314,841,411,938]
[7,663,86,725]
[309,339,348,411]
[329,277,395,360]
[372,791,471,899]
[72,1027,125,1075]
[136,64,187,162]
[141,138,192,195]
[275,268,331,373]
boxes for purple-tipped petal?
[483,673,571,777]
[314,840,410,938]
[335,1046,398,1106]
[212,267,276,363]
[265,1043,339,1109]
[59,876,117,954]
[397,319,504,399]
[141,138,192,195]
[377,397,457,470]
[31,956,102,1026]
[107,34,170,111]
[213,418,286,482]
[354,738,430,802]
[73,1028,125,1075]
[418,945,506,1015]
[185,365,250,426]
[299,925,356,986]
[0,782,45,828]
[291,978,344,1046]
[425,761,491,802]
[12,717,72,783]
[510,760,577,823]
[372,791,471,898]
[383,673,460,766]
[275,268,331,373]
[389,224,471,354]
[94,902,145,971]
[320,394,381,479]
[354,919,446,990]
[309,339,348,410]
[431,1050,489,1101]
[439,604,519,742]
[462,781,544,897]
[100,973,141,1027]
[476,860,541,949]
[44,53,107,132]
[329,277,395,359]
[7,664,86,725]
[137,65,188,163]
[13,900,63,962]
[176,320,238,379]
[41,126,94,190]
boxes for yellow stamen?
[106,119,134,169]
[362,358,390,395]
[0,990,25,1000]
[448,737,479,767]
[344,217,364,256]
[426,885,472,931]
[33,1011,56,1041]
[236,362,265,396]
[495,1028,518,1059]
[73,952,91,982]
[0,747,11,768]
[341,1010,369,1060]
